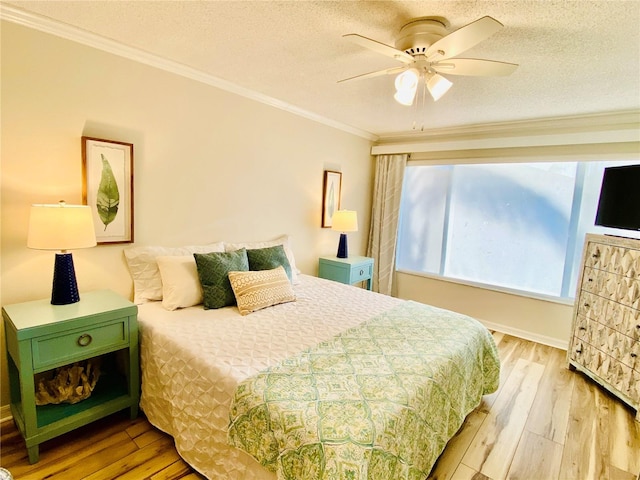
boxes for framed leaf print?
[322,170,342,228]
[82,136,134,244]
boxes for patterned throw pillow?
[194,248,249,309]
[246,244,292,281]
[228,266,296,315]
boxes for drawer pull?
[592,252,600,259]
[583,303,590,308]
[359,269,364,275]
[77,334,93,347]
[631,353,637,358]
[575,346,583,354]
[579,326,586,330]
[587,278,593,282]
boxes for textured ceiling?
[3,0,640,138]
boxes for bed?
[136,265,500,480]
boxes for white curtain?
[367,153,408,295]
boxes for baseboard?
[0,404,12,423]
[480,319,569,351]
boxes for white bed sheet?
[138,274,401,479]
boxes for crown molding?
[0,4,378,142]
[372,110,640,154]
[5,4,636,149]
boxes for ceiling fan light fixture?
[394,89,417,106]
[394,69,419,105]
[426,73,452,101]
[341,14,518,113]
[394,68,419,90]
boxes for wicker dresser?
[568,233,640,421]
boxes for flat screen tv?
[594,164,640,231]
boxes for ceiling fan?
[340,15,518,105]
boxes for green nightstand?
[318,256,374,290]
[2,290,139,464]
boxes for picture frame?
[82,136,134,244]
[322,170,342,228]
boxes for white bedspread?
[138,275,401,479]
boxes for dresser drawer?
[32,318,129,370]
[593,323,640,371]
[606,359,640,404]
[582,267,640,310]
[615,275,640,310]
[569,337,587,366]
[627,308,640,341]
[349,263,372,283]
[318,256,374,290]
[573,314,592,344]
[608,301,633,335]
[585,242,640,280]
[630,370,640,403]
[583,242,608,270]
[581,267,603,295]
[576,291,607,322]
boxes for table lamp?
[331,210,358,259]
[27,201,97,305]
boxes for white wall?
[0,22,374,408]
[396,272,573,349]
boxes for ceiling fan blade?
[432,58,518,76]
[426,16,503,61]
[338,65,408,83]
[343,33,415,64]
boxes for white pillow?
[225,235,300,284]
[157,256,203,310]
[124,242,224,304]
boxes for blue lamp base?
[51,253,80,305]
[337,233,348,259]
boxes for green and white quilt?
[228,300,500,480]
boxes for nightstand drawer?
[318,256,374,290]
[350,263,372,283]
[32,318,129,370]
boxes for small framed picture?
[322,170,342,228]
[82,136,134,244]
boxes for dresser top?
[586,233,640,249]
[2,290,136,333]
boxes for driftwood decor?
[35,358,101,405]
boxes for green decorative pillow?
[246,244,292,281]
[194,248,249,309]
[228,266,296,315]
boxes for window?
[396,160,639,300]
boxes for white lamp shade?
[331,210,358,232]
[394,69,419,106]
[427,73,453,101]
[394,88,417,106]
[28,202,97,251]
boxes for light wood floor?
[1,333,639,480]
